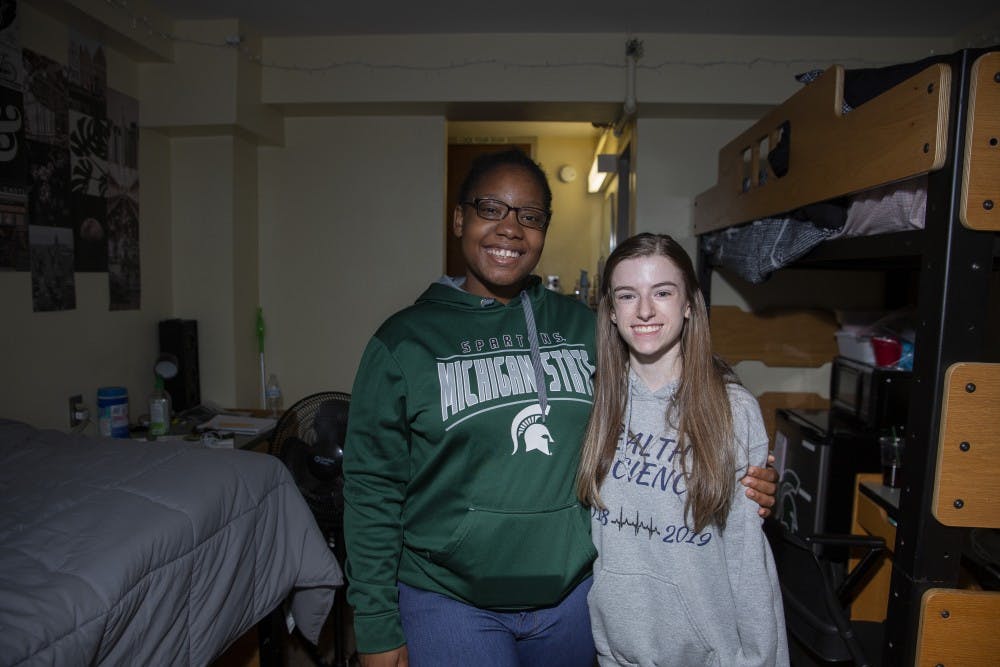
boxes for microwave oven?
[830,356,911,430]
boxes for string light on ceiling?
[103,0,900,74]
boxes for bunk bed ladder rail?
[885,46,1000,667]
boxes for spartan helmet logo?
[510,404,554,455]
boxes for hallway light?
[587,153,617,194]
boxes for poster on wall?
[68,108,107,272]
[71,190,106,270]
[23,49,68,145]
[29,223,75,311]
[23,48,70,241]
[0,0,22,92]
[26,139,69,226]
[106,88,139,309]
[0,88,27,270]
[0,83,27,192]
[0,182,27,269]
[67,31,108,273]
[66,30,105,118]
[0,3,28,270]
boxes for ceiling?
[138,2,998,138]
[145,1,1000,40]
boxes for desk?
[859,481,900,516]
[236,430,273,452]
[134,409,276,454]
[850,473,898,621]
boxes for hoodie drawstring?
[520,290,548,421]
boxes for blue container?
[97,386,130,438]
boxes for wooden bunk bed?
[693,46,999,666]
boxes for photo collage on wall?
[0,0,28,275]
[0,0,141,312]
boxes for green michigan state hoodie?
[343,276,598,654]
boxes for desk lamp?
[149,353,179,437]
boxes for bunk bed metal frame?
[694,46,999,666]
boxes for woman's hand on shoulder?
[359,646,409,667]
[742,453,779,518]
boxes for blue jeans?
[398,578,595,667]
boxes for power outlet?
[68,394,84,428]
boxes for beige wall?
[170,136,240,407]
[2,0,962,428]
[257,115,446,403]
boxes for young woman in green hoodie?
[343,150,778,667]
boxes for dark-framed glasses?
[463,198,550,230]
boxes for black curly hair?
[456,148,552,218]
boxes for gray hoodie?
[588,371,789,666]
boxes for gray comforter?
[0,419,344,666]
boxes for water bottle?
[265,373,283,417]
[148,376,172,438]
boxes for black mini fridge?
[773,408,882,536]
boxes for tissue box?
[835,331,875,365]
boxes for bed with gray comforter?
[0,418,343,666]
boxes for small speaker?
[159,318,200,412]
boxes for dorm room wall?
[0,3,172,430]
[256,116,446,404]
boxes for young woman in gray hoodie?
[577,233,789,666]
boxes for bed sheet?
[0,419,343,666]
[700,176,926,284]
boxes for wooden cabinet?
[849,473,897,622]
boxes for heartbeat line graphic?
[611,506,661,539]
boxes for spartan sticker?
[510,404,554,455]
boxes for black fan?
[269,391,352,667]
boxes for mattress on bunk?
[700,175,926,284]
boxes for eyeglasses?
[462,198,550,231]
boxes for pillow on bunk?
[835,175,927,239]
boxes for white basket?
[835,331,875,365]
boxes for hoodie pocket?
[589,569,717,666]
[433,502,596,608]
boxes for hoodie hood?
[628,367,681,401]
[419,274,546,310]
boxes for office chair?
[765,520,887,666]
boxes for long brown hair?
[576,233,739,532]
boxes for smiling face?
[453,164,547,303]
[609,254,691,384]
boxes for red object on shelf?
[871,336,902,367]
